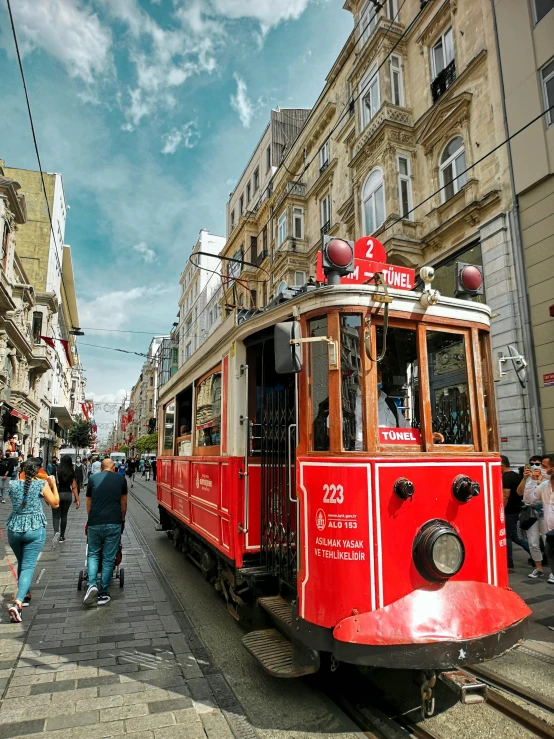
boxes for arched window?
[439,137,467,202]
[362,168,385,234]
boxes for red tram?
[156,244,530,691]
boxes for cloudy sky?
[0,0,352,438]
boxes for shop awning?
[10,409,29,422]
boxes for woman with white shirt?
[520,455,550,578]
[530,454,554,585]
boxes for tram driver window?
[341,315,364,450]
[375,326,420,431]
[310,318,330,451]
[426,331,472,445]
[163,402,175,452]
[196,370,222,448]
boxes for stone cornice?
[306,158,338,200]
[0,177,27,224]
[349,18,405,87]
[416,91,472,153]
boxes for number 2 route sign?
[316,235,416,289]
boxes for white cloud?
[2,0,112,84]
[161,122,200,154]
[78,285,165,331]
[211,0,311,33]
[132,243,158,263]
[230,74,255,128]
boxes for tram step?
[242,629,319,678]
[258,595,293,637]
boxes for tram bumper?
[331,581,531,670]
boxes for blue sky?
[0,0,352,438]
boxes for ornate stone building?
[218,0,537,463]
[0,173,53,455]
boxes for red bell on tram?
[321,236,354,283]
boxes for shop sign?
[543,372,554,387]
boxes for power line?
[76,342,150,358]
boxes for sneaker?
[528,569,544,579]
[0,498,5,503]
[59,537,65,543]
[8,603,22,622]
[548,574,554,585]
[22,593,32,607]
[97,594,111,606]
[52,532,60,547]
[83,584,98,606]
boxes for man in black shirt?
[83,458,127,606]
[0,452,17,503]
[502,455,530,568]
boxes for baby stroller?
[77,523,124,590]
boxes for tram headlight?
[413,520,465,583]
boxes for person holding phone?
[529,455,554,585]
[6,458,59,621]
[520,455,551,578]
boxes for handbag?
[519,505,538,531]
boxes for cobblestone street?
[0,500,258,739]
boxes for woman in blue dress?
[6,458,59,622]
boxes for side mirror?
[274,322,303,374]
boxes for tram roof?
[158,284,491,402]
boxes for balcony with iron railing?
[431,60,456,103]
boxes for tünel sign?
[379,428,421,444]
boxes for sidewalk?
[0,500,258,739]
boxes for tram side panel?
[157,455,261,567]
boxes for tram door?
[247,337,297,592]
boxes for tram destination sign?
[316,236,415,289]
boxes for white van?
[110,452,126,466]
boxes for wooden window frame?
[160,399,176,457]
[193,363,222,457]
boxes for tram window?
[427,331,472,445]
[480,331,497,451]
[163,401,175,452]
[310,317,330,451]
[375,326,420,432]
[341,315,364,450]
[196,370,222,448]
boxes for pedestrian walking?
[6,458,60,622]
[91,456,101,475]
[83,458,127,607]
[75,455,88,493]
[52,455,80,545]
[151,458,157,481]
[0,451,17,503]
[502,455,529,568]
[47,457,58,477]
[144,457,152,482]
[126,457,136,488]
[520,455,551,578]
[118,460,127,477]
[529,455,554,585]
[139,457,145,477]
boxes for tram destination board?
[316,236,415,289]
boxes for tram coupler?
[439,670,487,705]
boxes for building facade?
[218,0,538,463]
[493,0,554,454]
[177,230,226,367]
[2,163,86,460]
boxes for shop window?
[426,330,472,445]
[341,315,364,450]
[196,369,222,448]
[310,318,330,451]
[362,168,385,234]
[163,401,175,452]
[439,136,467,202]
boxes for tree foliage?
[67,417,93,450]
[135,432,158,454]
[119,444,129,454]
